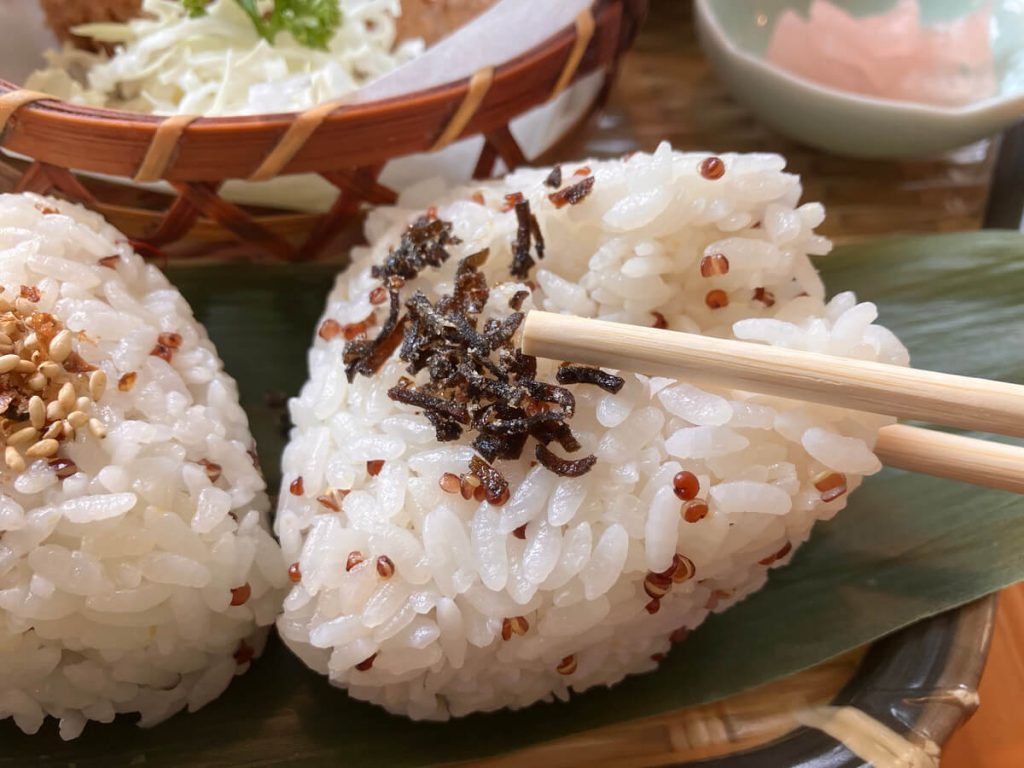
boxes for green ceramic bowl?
[696,0,1024,158]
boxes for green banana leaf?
[2,231,1023,766]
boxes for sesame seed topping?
[556,655,577,675]
[346,551,365,572]
[699,253,730,277]
[118,371,138,391]
[229,583,252,606]
[376,555,395,579]
[699,156,725,180]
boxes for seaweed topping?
[544,165,563,189]
[511,200,545,280]
[347,216,614,490]
[535,443,597,478]
[370,216,459,283]
[508,290,530,311]
[556,363,624,394]
[548,176,595,209]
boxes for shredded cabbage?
[26,0,423,116]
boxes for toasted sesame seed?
[0,333,11,346]
[705,289,729,310]
[158,332,183,350]
[644,572,672,599]
[89,370,107,401]
[759,541,793,566]
[42,422,62,440]
[4,447,24,472]
[118,371,138,391]
[23,333,39,350]
[317,494,340,512]
[15,359,36,374]
[58,382,76,411]
[61,421,75,440]
[346,551,365,572]
[699,156,726,180]
[376,555,395,579]
[87,418,106,439]
[28,396,45,429]
[75,396,91,412]
[355,654,377,672]
[38,361,61,378]
[671,554,696,583]
[229,584,252,606]
[26,439,59,459]
[439,472,461,494]
[233,640,255,666]
[682,500,709,523]
[26,372,46,391]
[556,655,577,675]
[67,410,88,428]
[318,319,342,341]
[670,627,690,643]
[699,253,730,277]
[45,400,64,422]
[48,458,77,480]
[8,427,39,447]
[672,471,700,501]
[48,330,73,362]
[813,471,848,502]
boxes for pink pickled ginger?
[766,0,996,107]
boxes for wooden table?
[567,1,1018,765]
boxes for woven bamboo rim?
[0,0,647,260]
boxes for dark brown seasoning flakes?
[345,216,615,506]
[317,494,341,512]
[508,290,530,311]
[651,311,668,329]
[548,176,595,209]
[544,165,562,189]
[366,459,385,476]
[512,524,527,540]
[19,286,40,303]
[511,200,545,280]
[98,255,120,269]
[556,364,624,394]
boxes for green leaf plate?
[2,231,1022,767]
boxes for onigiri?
[0,194,287,738]
[276,143,908,719]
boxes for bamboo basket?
[0,0,647,261]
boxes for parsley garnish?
[184,0,341,50]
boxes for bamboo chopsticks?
[521,311,1024,494]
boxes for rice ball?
[0,194,287,739]
[276,143,908,719]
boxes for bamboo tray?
[0,0,647,260]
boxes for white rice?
[0,194,287,739]
[277,142,909,719]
